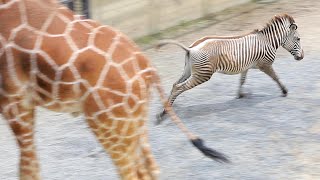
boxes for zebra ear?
[290,23,297,30]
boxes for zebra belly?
[216,60,256,74]
[217,70,243,75]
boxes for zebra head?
[282,23,304,61]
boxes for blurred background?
[58,0,274,39]
[0,0,319,179]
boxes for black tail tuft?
[191,138,230,163]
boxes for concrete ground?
[0,0,319,179]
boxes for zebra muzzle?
[294,50,304,61]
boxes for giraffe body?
[0,0,159,179]
[0,0,228,179]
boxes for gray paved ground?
[0,0,319,179]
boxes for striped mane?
[255,13,295,32]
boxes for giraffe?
[0,0,228,179]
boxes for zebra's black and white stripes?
[156,14,304,123]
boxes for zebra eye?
[297,38,301,41]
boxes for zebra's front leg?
[259,65,288,96]
[237,70,248,98]
[156,72,213,124]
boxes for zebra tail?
[155,40,190,52]
[152,70,230,163]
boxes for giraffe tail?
[152,70,230,163]
[155,40,191,53]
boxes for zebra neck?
[260,24,286,50]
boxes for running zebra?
[156,14,304,122]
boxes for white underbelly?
[217,70,241,75]
[217,61,258,75]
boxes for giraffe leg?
[259,65,288,96]
[237,70,248,99]
[138,128,159,179]
[3,102,39,180]
[87,117,156,180]
[157,71,214,124]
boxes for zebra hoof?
[155,113,164,125]
[237,93,246,99]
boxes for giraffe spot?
[57,6,74,22]
[0,1,21,39]
[111,36,137,64]
[46,14,67,35]
[83,93,102,117]
[0,52,20,93]
[110,148,123,160]
[40,36,73,66]
[126,120,145,138]
[135,53,150,70]
[97,113,114,129]
[103,131,112,139]
[94,26,117,52]
[21,168,33,176]
[127,96,137,110]
[36,75,52,101]
[73,49,106,86]
[131,79,143,99]
[25,0,57,30]
[11,48,31,82]
[102,65,127,93]
[21,160,31,166]
[44,102,63,112]
[69,21,91,49]
[57,83,78,101]
[97,89,124,108]
[122,121,143,138]
[87,119,99,130]
[119,36,139,52]
[13,28,37,50]
[22,151,37,158]
[78,82,89,97]
[111,105,128,119]
[36,53,57,80]
[121,59,136,79]
[112,47,130,64]
[109,137,120,145]
[82,19,101,28]
[132,104,146,118]
[114,120,127,135]
[60,66,77,82]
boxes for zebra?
[156,14,304,123]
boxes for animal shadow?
[172,94,278,120]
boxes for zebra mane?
[255,13,295,32]
[189,14,295,48]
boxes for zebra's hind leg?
[237,70,248,98]
[259,65,288,96]
[157,72,213,124]
[156,64,191,124]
